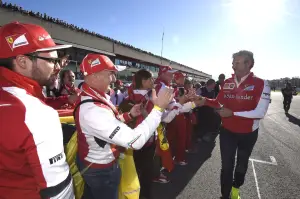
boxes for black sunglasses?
[25,54,62,65]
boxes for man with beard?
[0,22,74,199]
[58,69,81,96]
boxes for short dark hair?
[134,69,152,89]
[206,79,215,86]
[0,58,15,70]
[219,74,225,79]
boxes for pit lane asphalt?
[152,92,300,199]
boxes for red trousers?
[156,139,174,172]
[167,114,187,162]
[185,112,196,150]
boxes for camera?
[178,87,185,96]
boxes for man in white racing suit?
[74,53,175,199]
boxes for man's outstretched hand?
[151,87,174,110]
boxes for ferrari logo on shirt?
[223,83,235,90]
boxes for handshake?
[128,88,174,118]
[177,88,206,107]
[129,87,206,117]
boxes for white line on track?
[250,156,278,199]
[249,156,278,165]
[251,160,262,199]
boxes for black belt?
[40,172,72,199]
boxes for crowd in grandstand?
[0,5,272,199]
[0,1,200,72]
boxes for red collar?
[0,67,44,99]
[64,83,74,91]
[62,83,80,95]
[81,83,119,116]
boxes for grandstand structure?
[0,4,212,82]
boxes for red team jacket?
[0,67,74,199]
[205,73,271,133]
[128,89,155,147]
[74,83,164,168]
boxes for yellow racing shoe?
[231,187,241,199]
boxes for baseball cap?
[158,65,177,76]
[115,80,123,86]
[0,21,72,58]
[80,53,126,76]
[174,71,186,80]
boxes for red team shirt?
[205,73,271,133]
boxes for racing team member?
[0,22,74,199]
[127,69,194,198]
[166,71,190,165]
[58,69,81,96]
[183,78,197,153]
[153,66,200,182]
[281,82,293,113]
[200,50,271,199]
[73,53,175,199]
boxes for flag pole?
[160,28,164,64]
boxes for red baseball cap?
[158,65,177,76]
[80,53,126,76]
[174,71,186,80]
[0,21,72,58]
[115,80,123,86]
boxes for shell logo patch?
[38,34,52,41]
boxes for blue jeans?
[76,157,121,199]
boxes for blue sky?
[5,0,300,80]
